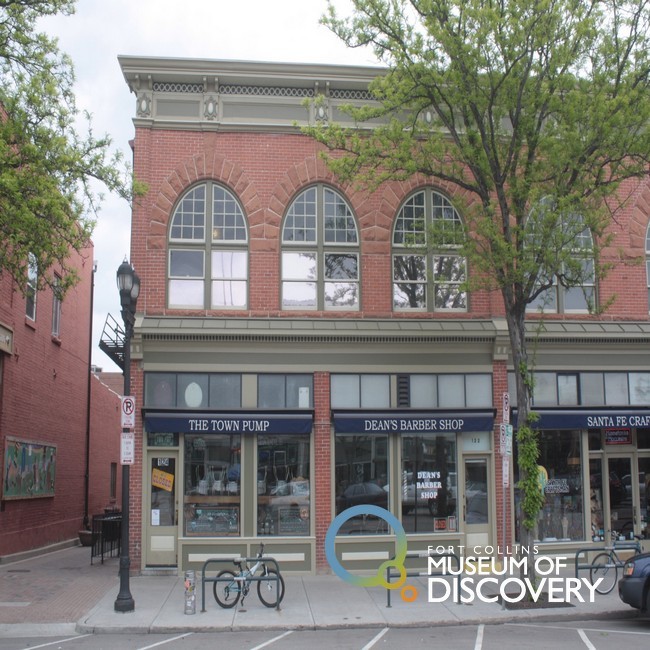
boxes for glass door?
[146,453,178,566]
[464,457,490,550]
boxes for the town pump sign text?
[144,413,312,435]
[187,418,271,432]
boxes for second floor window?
[168,183,248,309]
[392,190,467,311]
[527,208,595,314]
[51,275,62,336]
[26,253,38,320]
[281,186,360,310]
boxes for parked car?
[618,551,650,616]
[336,482,388,511]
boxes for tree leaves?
[0,1,136,296]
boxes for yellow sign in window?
[152,467,174,492]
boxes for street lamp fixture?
[114,257,140,613]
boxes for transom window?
[168,182,248,309]
[392,190,467,311]
[281,185,359,310]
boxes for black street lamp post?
[114,258,140,613]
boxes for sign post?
[500,393,511,610]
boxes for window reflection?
[282,186,359,310]
[401,433,457,534]
[335,435,389,534]
[392,190,467,311]
[257,435,311,537]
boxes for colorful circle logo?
[324,505,411,595]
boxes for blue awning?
[512,408,650,430]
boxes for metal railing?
[90,513,122,565]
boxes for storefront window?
[257,434,311,536]
[335,435,389,534]
[514,430,584,543]
[401,433,457,534]
[184,435,241,537]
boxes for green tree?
[0,0,134,297]
[309,0,650,548]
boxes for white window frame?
[26,253,37,321]
[167,183,248,309]
[392,190,467,312]
[281,185,360,311]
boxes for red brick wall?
[88,374,122,518]
[130,128,650,323]
[125,123,650,572]
[0,245,121,558]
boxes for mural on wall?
[2,437,57,499]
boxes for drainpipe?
[83,261,97,530]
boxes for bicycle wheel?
[257,569,285,607]
[213,570,240,608]
[590,552,618,594]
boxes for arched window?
[526,207,595,313]
[168,182,248,309]
[646,223,650,312]
[281,185,360,310]
[392,189,467,311]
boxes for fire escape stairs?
[99,313,126,371]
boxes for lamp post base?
[114,594,135,613]
[114,553,135,612]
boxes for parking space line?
[361,627,389,649]
[137,633,194,650]
[578,629,597,650]
[19,635,92,650]
[508,623,650,636]
[249,630,293,650]
[474,624,485,650]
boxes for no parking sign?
[121,396,135,428]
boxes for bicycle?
[213,543,285,608]
[589,529,642,595]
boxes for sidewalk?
[0,545,640,637]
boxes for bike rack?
[385,550,461,607]
[574,541,641,580]
[200,555,282,612]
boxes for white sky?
[39,0,377,372]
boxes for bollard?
[184,570,196,615]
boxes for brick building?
[118,56,650,575]
[0,244,122,559]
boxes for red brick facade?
[0,245,121,558]
[120,58,650,573]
